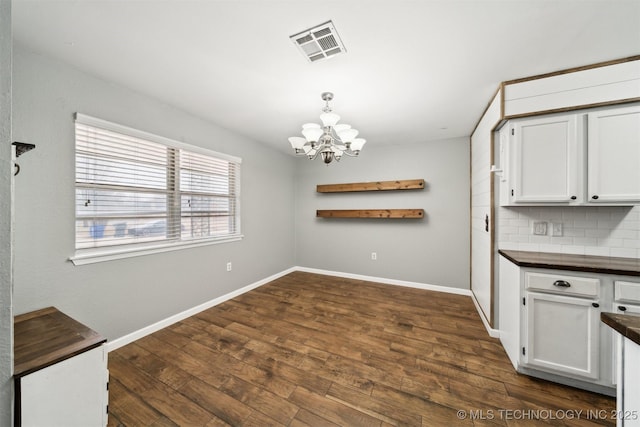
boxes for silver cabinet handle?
[553,280,571,288]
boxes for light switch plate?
[552,223,563,236]
[533,222,547,235]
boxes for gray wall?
[0,0,13,424]
[11,45,296,341]
[11,44,472,347]
[294,139,470,290]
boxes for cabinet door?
[20,346,108,427]
[524,292,599,379]
[512,114,579,203]
[588,105,640,203]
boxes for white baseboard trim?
[107,266,485,352]
[105,267,297,352]
[294,266,473,296]
[470,292,500,338]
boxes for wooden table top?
[601,312,640,346]
[14,307,106,378]
[499,250,640,276]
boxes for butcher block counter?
[602,312,640,346]
[498,249,640,276]
[14,307,106,377]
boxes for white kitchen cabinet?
[497,250,640,395]
[511,114,579,203]
[588,105,640,203]
[603,311,640,427]
[619,336,640,427]
[14,307,108,427]
[611,281,640,386]
[611,303,640,387]
[20,346,108,427]
[498,103,640,206]
[498,255,521,370]
[524,291,600,379]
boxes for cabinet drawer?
[525,272,599,297]
[614,281,640,303]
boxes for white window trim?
[71,113,243,265]
[70,234,244,265]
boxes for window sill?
[69,234,244,266]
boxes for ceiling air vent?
[290,20,346,62]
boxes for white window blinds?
[75,114,241,251]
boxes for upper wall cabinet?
[498,103,640,206]
[512,113,579,203]
[587,105,640,203]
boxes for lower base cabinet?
[617,336,640,427]
[18,346,109,427]
[498,254,640,395]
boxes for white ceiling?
[12,0,640,154]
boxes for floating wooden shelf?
[316,209,425,219]
[317,179,425,193]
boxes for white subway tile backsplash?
[500,242,519,250]
[500,209,519,219]
[564,228,585,237]
[499,206,640,259]
[519,243,541,251]
[597,220,614,229]
[564,209,587,220]
[538,244,561,253]
[509,219,530,227]
[540,208,563,220]
[573,220,598,228]
[598,238,623,247]
[585,228,608,238]
[500,226,518,236]
[611,229,639,239]
[623,239,640,249]
[561,245,585,254]
[530,235,551,244]
[611,248,638,258]
[585,246,611,257]
[572,237,598,246]
[550,236,573,245]
[620,220,640,230]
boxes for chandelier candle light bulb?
[289,92,366,164]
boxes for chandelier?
[288,92,366,164]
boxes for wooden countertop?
[498,250,640,276]
[601,312,640,346]
[14,307,106,378]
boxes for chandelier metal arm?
[340,150,359,157]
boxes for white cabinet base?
[618,336,640,427]
[517,366,615,397]
[19,346,108,427]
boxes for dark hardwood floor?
[107,271,615,426]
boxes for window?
[72,114,241,264]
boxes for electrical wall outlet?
[226,262,232,271]
[371,252,377,261]
[532,222,547,236]
[551,223,563,237]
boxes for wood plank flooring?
[107,272,615,426]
